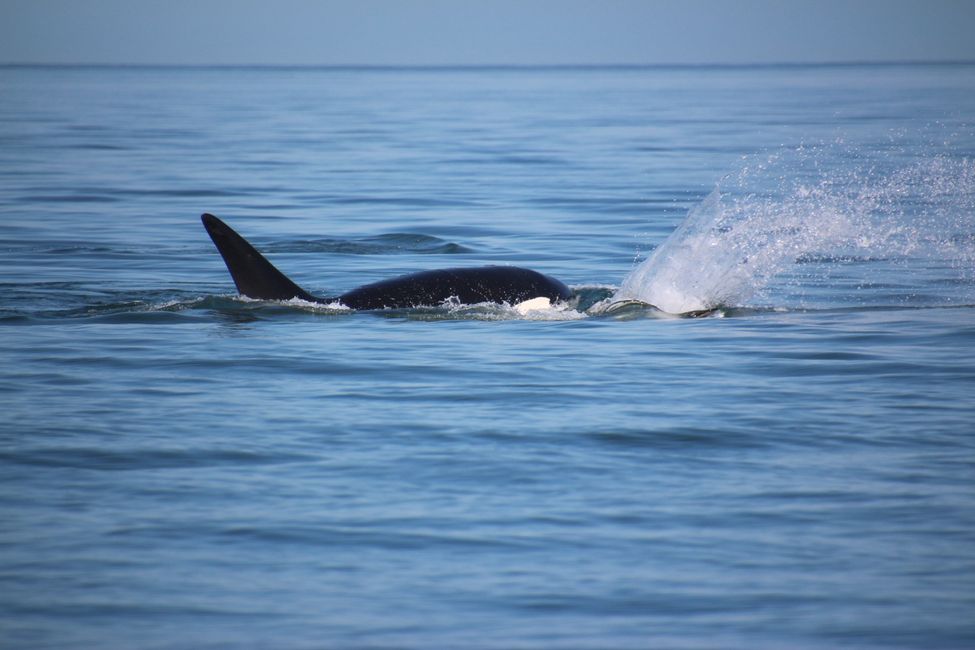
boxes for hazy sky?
[1,0,973,66]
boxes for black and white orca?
[201,213,572,310]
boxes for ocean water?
[1,64,974,649]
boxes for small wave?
[1,290,230,324]
[0,446,308,471]
[303,194,480,209]
[66,142,129,151]
[587,426,766,451]
[494,154,567,166]
[120,187,241,198]
[527,196,652,215]
[260,233,473,255]
[20,193,120,203]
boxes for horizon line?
[3,59,974,70]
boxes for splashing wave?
[615,145,975,313]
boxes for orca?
[201,213,572,310]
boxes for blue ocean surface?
[1,64,974,649]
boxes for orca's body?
[201,213,572,309]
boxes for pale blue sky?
[1,0,973,66]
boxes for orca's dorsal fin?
[201,213,320,302]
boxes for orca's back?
[339,266,572,309]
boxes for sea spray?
[615,144,975,313]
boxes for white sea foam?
[284,297,351,312]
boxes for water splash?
[615,143,975,313]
